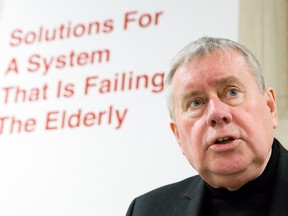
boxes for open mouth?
[215,137,235,144]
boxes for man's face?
[170,49,278,190]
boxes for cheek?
[179,118,204,144]
[177,119,206,163]
[233,103,274,156]
[243,99,274,132]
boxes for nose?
[206,97,232,127]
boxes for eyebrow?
[210,75,241,87]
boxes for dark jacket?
[126,139,288,216]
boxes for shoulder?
[137,175,201,201]
[126,175,202,216]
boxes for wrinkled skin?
[170,49,278,190]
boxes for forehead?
[173,49,253,89]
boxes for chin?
[212,165,248,175]
[202,164,262,191]
[209,157,251,175]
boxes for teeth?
[217,137,230,142]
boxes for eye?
[223,87,244,106]
[226,88,240,98]
[189,99,205,109]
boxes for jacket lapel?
[173,176,206,216]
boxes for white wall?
[0,1,239,215]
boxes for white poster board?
[0,0,238,215]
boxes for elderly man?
[126,37,288,215]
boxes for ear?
[265,87,278,129]
[170,120,185,155]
